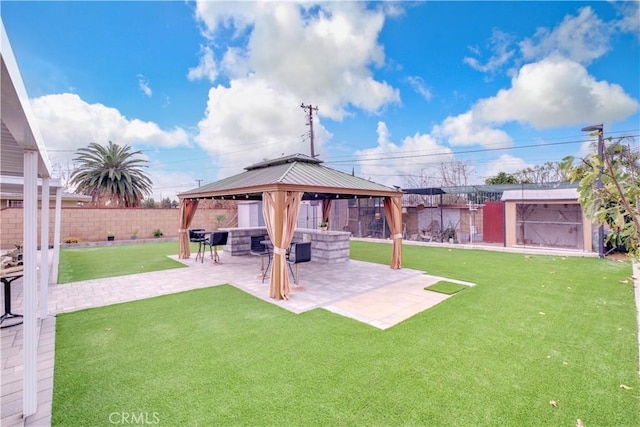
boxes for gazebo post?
[270,192,285,299]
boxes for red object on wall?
[483,201,504,243]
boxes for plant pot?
[131,236,137,240]
[107,236,114,241]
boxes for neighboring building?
[0,190,91,208]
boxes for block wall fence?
[0,207,237,250]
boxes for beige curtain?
[178,199,199,259]
[322,199,332,224]
[262,190,303,300]
[383,196,403,269]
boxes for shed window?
[516,203,583,250]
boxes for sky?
[2,1,639,200]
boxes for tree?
[485,171,517,185]
[513,162,567,184]
[561,137,639,260]
[141,198,157,208]
[440,160,473,187]
[160,197,172,208]
[69,141,153,207]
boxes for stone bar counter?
[220,227,350,263]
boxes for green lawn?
[52,241,640,426]
[57,241,196,283]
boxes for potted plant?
[318,221,329,231]
[215,214,227,229]
[444,226,457,244]
[152,229,163,238]
[131,229,138,240]
[107,232,115,241]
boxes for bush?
[152,229,163,238]
[64,237,81,244]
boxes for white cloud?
[31,93,190,166]
[220,47,250,80]
[519,7,611,65]
[433,111,513,148]
[196,77,330,174]
[192,1,401,177]
[148,169,200,201]
[432,56,638,149]
[187,45,219,83]
[482,154,531,179]
[612,1,640,35]
[194,1,257,37]
[355,122,453,187]
[192,2,401,118]
[243,2,399,120]
[464,29,516,74]
[137,74,152,97]
[474,56,638,129]
[406,76,432,101]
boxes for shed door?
[483,202,504,243]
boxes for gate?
[483,201,504,243]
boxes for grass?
[57,242,195,283]
[425,280,468,295]
[52,241,640,426]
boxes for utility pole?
[581,123,605,258]
[300,103,319,158]
[196,179,203,187]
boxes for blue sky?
[2,1,639,200]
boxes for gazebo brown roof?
[176,153,404,300]
[178,153,402,200]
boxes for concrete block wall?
[220,227,351,263]
[219,227,268,256]
[0,207,237,249]
[305,230,350,263]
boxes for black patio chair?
[189,228,206,261]
[250,235,271,282]
[204,231,229,264]
[286,241,312,286]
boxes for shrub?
[64,237,81,244]
[152,229,163,238]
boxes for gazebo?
[177,154,404,300]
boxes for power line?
[323,134,639,165]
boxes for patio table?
[1,265,24,328]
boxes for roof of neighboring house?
[403,182,578,195]
[501,188,579,201]
[178,153,403,200]
[0,191,91,202]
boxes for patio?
[1,250,471,426]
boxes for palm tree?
[69,141,153,207]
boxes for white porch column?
[39,177,50,319]
[23,149,38,416]
[51,185,62,285]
